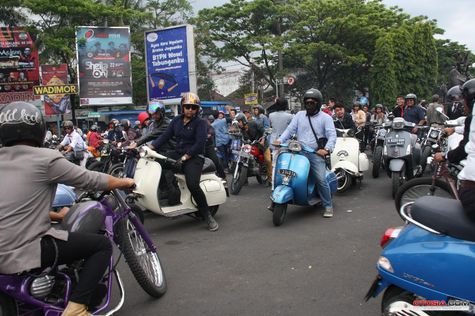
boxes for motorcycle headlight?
[429,130,440,139]
[243,145,252,153]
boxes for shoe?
[62,301,91,316]
[207,215,219,232]
[323,207,333,218]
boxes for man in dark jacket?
[333,103,356,130]
[132,102,173,149]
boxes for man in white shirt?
[59,120,88,168]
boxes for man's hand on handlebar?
[272,139,282,146]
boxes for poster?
[76,26,132,106]
[145,24,197,102]
[244,93,258,105]
[41,64,71,115]
[0,27,40,105]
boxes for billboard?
[40,64,72,115]
[145,24,197,102]
[0,27,40,105]
[76,26,132,106]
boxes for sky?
[190,0,475,52]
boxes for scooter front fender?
[389,159,405,172]
[271,185,294,204]
[332,161,359,176]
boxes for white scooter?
[330,128,369,192]
[132,146,227,218]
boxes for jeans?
[40,232,112,305]
[303,152,333,208]
[216,144,230,169]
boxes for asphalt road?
[115,168,402,316]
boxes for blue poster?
[145,25,191,102]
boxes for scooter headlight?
[288,141,302,152]
[377,256,394,273]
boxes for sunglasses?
[183,104,199,110]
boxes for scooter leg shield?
[389,159,405,172]
[271,185,294,204]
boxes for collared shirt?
[279,110,337,152]
[0,145,109,274]
[403,105,425,124]
[211,118,230,147]
[459,107,475,181]
[60,130,86,152]
[152,115,207,157]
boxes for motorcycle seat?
[411,196,475,242]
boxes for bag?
[307,115,331,169]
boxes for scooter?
[132,146,227,218]
[372,122,390,178]
[270,139,337,226]
[365,196,475,315]
[0,188,166,315]
[383,117,423,198]
[331,128,369,192]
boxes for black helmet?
[461,79,475,110]
[0,101,46,147]
[405,93,417,103]
[121,119,130,129]
[62,120,74,128]
[447,85,463,103]
[303,88,323,103]
[235,113,248,125]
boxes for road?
[116,169,402,316]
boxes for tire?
[391,171,402,199]
[116,217,167,298]
[335,169,351,193]
[394,177,455,211]
[381,286,415,316]
[230,165,248,195]
[256,164,268,184]
[108,163,125,178]
[87,160,104,172]
[372,146,383,178]
[272,203,287,226]
[420,146,432,174]
[0,293,18,316]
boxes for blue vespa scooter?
[270,139,337,226]
[365,196,475,315]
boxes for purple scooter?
[0,189,166,315]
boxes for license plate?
[387,138,405,145]
[278,169,296,177]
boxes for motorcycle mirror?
[387,113,395,121]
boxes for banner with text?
[76,26,132,106]
[145,24,197,102]
[40,64,72,115]
[0,27,40,105]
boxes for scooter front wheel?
[335,169,351,193]
[381,286,419,316]
[272,203,287,226]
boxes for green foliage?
[370,34,396,108]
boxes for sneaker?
[323,207,333,218]
[207,215,219,232]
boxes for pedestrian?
[426,94,445,126]
[212,112,231,172]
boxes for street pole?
[251,70,255,94]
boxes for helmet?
[181,92,200,108]
[303,88,323,103]
[235,113,248,125]
[252,104,265,114]
[148,101,165,115]
[208,115,215,122]
[446,84,464,103]
[109,119,120,127]
[138,111,150,125]
[405,93,417,103]
[90,124,98,131]
[121,119,130,129]
[461,79,475,110]
[62,120,74,128]
[0,101,46,147]
[375,104,383,109]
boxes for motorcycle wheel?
[391,171,403,199]
[420,146,432,174]
[372,146,383,178]
[394,177,454,212]
[0,293,18,315]
[86,160,104,172]
[335,169,351,193]
[272,203,287,226]
[230,165,248,195]
[381,286,417,316]
[256,164,268,184]
[108,163,125,178]
[115,217,167,298]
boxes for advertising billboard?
[145,24,197,103]
[76,26,132,106]
[40,64,72,115]
[0,27,40,105]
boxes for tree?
[370,34,397,108]
[436,39,474,87]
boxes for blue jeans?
[304,152,333,208]
[216,144,230,169]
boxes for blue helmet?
[148,101,165,115]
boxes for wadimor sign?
[33,84,78,95]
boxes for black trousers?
[460,186,475,220]
[41,232,112,305]
[167,151,211,218]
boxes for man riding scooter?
[58,120,88,168]
[273,88,337,218]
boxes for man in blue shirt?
[403,93,426,131]
[273,88,337,218]
[150,92,219,231]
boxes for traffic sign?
[88,112,101,118]
[287,76,295,86]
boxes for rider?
[132,101,171,148]
[107,119,125,144]
[121,119,137,145]
[274,88,337,218]
[370,104,387,125]
[86,124,102,158]
[58,120,88,168]
[402,93,426,130]
[392,95,405,118]
[150,92,219,232]
[333,103,356,131]
[0,101,134,316]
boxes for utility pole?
[251,70,255,93]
